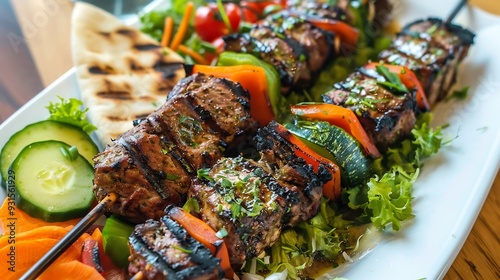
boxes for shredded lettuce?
[46,96,97,134]
[349,112,443,230]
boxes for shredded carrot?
[170,2,194,50]
[178,44,208,65]
[161,17,174,48]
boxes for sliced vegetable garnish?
[364,62,431,111]
[186,64,275,126]
[10,140,94,222]
[167,206,234,279]
[271,122,341,200]
[290,103,381,158]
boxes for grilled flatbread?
[71,2,185,146]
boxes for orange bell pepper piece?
[290,103,381,158]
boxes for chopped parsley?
[375,65,408,93]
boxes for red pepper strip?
[306,18,359,49]
[81,239,105,275]
[364,62,431,111]
[290,103,381,158]
[167,206,234,279]
[273,122,341,200]
[187,64,275,126]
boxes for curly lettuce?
[46,96,97,134]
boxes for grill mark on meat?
[117,137,169,199]
[146,111,197,175]
[378,17,474,106]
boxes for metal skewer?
[20,193,117,280]
[446,0,468,24]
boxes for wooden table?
[0,1,498,279]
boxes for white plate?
[1,1,499,279]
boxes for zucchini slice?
[285,120,373,188]
[0,120,99,185]
[10,140,95,222]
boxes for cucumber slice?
[0,120,99,185]
[285,120,373,188]
[10,140,95,222]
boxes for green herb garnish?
[375,65,408,93]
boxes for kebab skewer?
[21,0,472,278]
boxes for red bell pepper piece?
[306,18,360,50]
[364,62,430,111]
[290,103,381,158]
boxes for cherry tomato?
[241,1,261,23]
[194,3,241,42]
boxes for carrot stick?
[161,17,174,48]
[178,45,208,65]
[170,2,194,50]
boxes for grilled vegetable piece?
[128,217,224,280]
[102,215,135,268]
[93,73,258,224]
[285,120,373,189]
[10,140,94,222]
[189,156,287,266]
[378,17,475,106]
[0,120,98,186]
[290,103,381,158]
[322,69,418,152]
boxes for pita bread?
[71,2,185,146]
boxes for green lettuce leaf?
[46,96,97,134]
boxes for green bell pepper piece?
[102,215,135,268]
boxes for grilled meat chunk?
[93,73,258,223]
[378,18,475,106]
[253,121,330,227]
[322,69,418,152]
[263,11,334,72]
[128,217,224,280]
[223,25,310,94]
[189,156,286,266]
